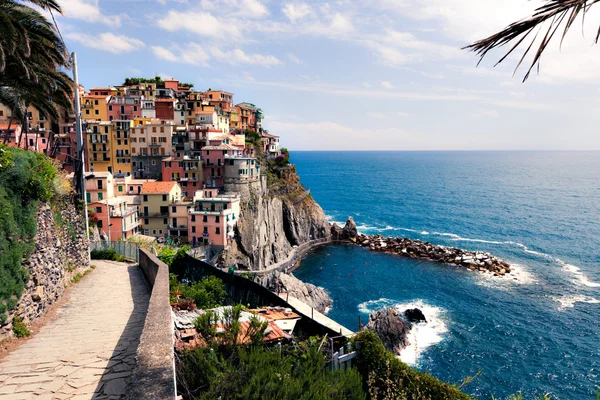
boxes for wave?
[357,298,448,366]
[561,264,600,288]
[551,295,600,312]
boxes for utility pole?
[72,52,90,240]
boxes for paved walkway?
[0,261,150,400]
[281,295,354,337]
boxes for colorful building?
[201,144,244,189]
[169,200,192,241]
[161,156,202,198]
[187,192,240,250]
[82,94,111,122]
[107,96,143,121]
[140,181,182,238]
[85,172,115,203]
[131,119,176,179]
[90,196,140,240]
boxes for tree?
[465,0,600,81]
[0,0,73,141]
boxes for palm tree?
[465,0,600,81]
[0,0,73,142]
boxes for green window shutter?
[86,193,91,203]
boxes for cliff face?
[1,200,90,338]
[222,165,330,271]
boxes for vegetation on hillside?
[352,330,470,400]
[177,334,366,400]
[0,145,58,323]
[122,77,164,87]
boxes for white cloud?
[241,0,268,17]
[156,11,240,39]
[65,32,144,53]
[151,46,180,62]
[151,42,280,67]
[362,82,371,88]
[282,2,312,23]
[287,53,301,64]
[269,120,412,150]
[59,0,121,27]
[381,81,394,89]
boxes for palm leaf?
[465,0,600,81]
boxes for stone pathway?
[0,261,150,400]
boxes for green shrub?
[177,340,366,400]
[170,274,226,310]
[90,248,125,262]
[352,330,470,400]
[12,317,30,338]
[71,273,83,283]
[0,145,58,320]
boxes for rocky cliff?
[222,165,330,271]
[0,200,90,339]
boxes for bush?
[352,330,470,400]
[12,317,30,338]
[0,145,57,319]
[177,340,366,400]
[170,274,226,310]
[90,248,125,262]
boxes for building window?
[118,185,123,192]
[143,195,148,201]
[96,207,102,213]
[86,193,91,203]
[159,230,163,234]
[163,218,167,225]
[152,160,156,166]
[216,216,220,223]
[192,226,196,233]
[153,230,156,235]
[172,206,176,213]
[95,110,99,115]
[203,215,208,223]
[97,220,103,228]
[98,193,103,200]
[191,215,196,222]
[145,219,149,225]
[162,194,167,201]
[216,227,220,235]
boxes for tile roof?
[141,181,179,194]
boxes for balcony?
[111,206,137,217]
[127,220,142,230]
[141,212,169,218]
[168,224,188,231]
[149,142,161,147]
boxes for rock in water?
[330,223,344,241]
[267,272,333,314]
[404,308,427,323]
[366,307,412,355]
[341,217,358,240]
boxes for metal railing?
[90,241,140,262]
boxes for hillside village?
[0,77,282,254]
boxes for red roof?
[141,181,179,194]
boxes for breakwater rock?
[333,218,512,276]
[366,307,412,355]
[266,272,333,314]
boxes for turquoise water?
[291,151,600,399]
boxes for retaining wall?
[126,250,176,400]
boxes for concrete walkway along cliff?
[0,261,150,399]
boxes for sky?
[53,0,600,150]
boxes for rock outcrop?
[222,165,330,271]
[404,308,427,323]
[350,232,512,276]
[266,272,332,314]
[366,307,412,355]
[331,217,358,241]
[1,201,90,339]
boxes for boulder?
[366,307,412,355]
[403,308,427,323]
[330,223,343,241]
[341,217,358,240]
[267,272,333,314]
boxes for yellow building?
[112,120,133,176]
[86,121,113,173]
[140,181,182,238]
[82,94,110,122]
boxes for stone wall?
[126,249,176,400]
[0,200,90,339]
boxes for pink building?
[162,156,201,198]
[107,96,143,121]
[187,192,240,250]
[201,144,244,189]
[89,197,140,241]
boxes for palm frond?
[464,0,600,81]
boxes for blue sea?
[291,151,600,400]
